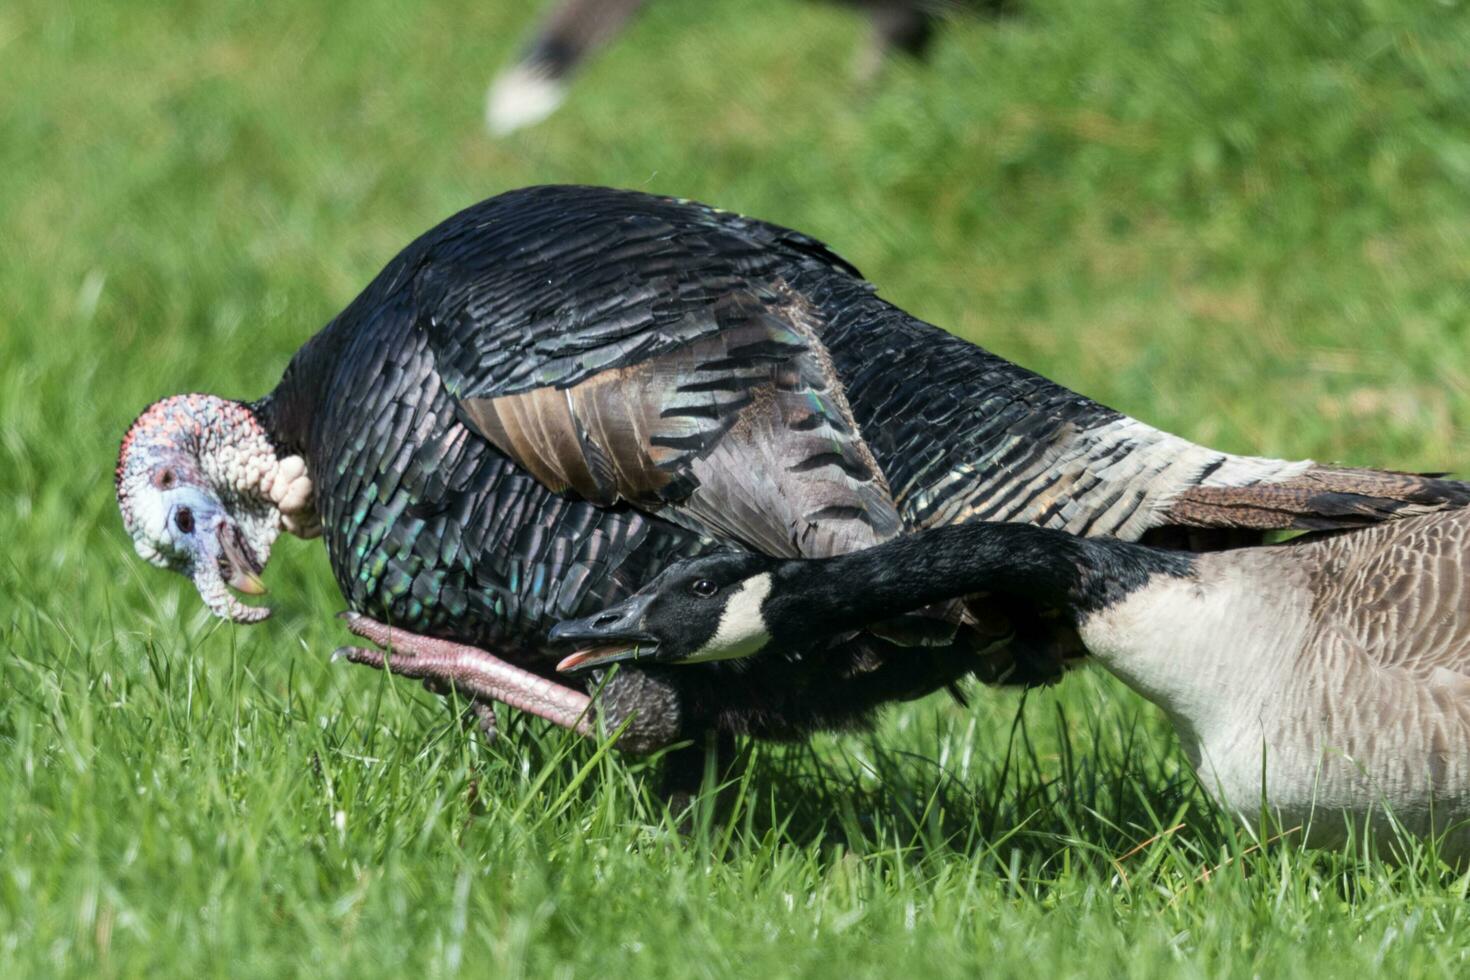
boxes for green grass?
[4,0,1470,974]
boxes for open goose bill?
[550,594,661,674]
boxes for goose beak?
[550,595,660,674]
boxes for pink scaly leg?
[334,611,595,738]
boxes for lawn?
[3,0,1470,975]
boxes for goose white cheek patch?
[686,573,774,663]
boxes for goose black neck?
[768,521,1195,643]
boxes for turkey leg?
[334,611,595,737]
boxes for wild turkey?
[486,0,1009,134]
[116,184,1470,765]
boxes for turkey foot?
[334,612,595,737]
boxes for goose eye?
[689,578,718,598]
[174,507,195,535]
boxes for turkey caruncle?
[116,184,1470,773]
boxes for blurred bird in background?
[486,0,1013,135]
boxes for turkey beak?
[550,595,659,674]
[187,518,272,624]
[215,519,267,595]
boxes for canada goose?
[485,1,1006,135]
[117,185,1470,770]
[552,510,1470,858]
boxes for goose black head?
[551,551,785,674]
[116,394,317,623]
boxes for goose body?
[1092,516,1470,855]
[555,510,1470,856]
[117,185,1470,761]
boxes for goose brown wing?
[1163,465,1470,532]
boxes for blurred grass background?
[2,0,1470,975]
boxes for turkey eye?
[174,507,195,535]
[689,578,718,598]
